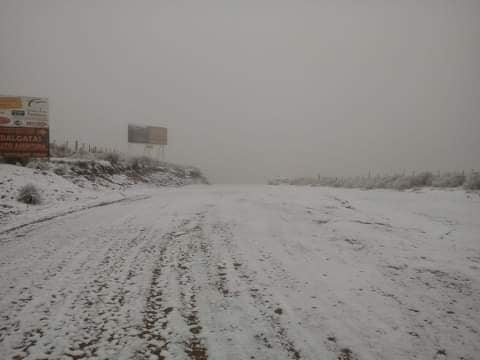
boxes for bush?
[2,157,29,166]
[128,156,159,170]
[186,168,203,179]
[432,172,466,187]
[464,171,480,190]
[17,184,42,205]
[272,170,477,190]
[26,159,50,171]
[53,165,68,176]
[100,152,121,165]
[50,143,73,157]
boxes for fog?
[1,0,479,183]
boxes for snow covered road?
[1,186,479,360]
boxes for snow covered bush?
[129,156,158,170]
[50,143,73,157]
[17,184,42,205]
[53,164,68,176]
[26,159,50,171]
[392,172,434,190]
[100,152,121,165]
[432,172,466,188]
[273,170,476,190]
[464,171,480,190]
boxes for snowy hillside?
[0,158,208,233]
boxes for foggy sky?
[1,0,479,183]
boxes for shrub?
[17,184,42,205]
[100,152,121,165]
[129,157,142,170]
[51,144,72,157]
[53,165,68,176]
[391,172,433,190]
[187,168,203,179]
[413,172,434,187]
[273,170,477,190]
[26,159,50,171]
[432,172,466,187]
[75,148,95,159]
[464,171,480,190]
[77,160,91,169]
[2,157,29,166]
[128,156,159,170]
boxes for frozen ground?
[0,185,479,360]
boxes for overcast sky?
[1,0,479,183]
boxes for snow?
[0,162,205,234]
[0,164,147,234]
[0,184,479,360]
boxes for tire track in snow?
[135,213,210,360]
[0,223,123,357]
[175,217,209,360]
[0,194,151,237]
[137,238,170,360]
[206,221,304,360]
[1,220,168,359]
[63,226,155,359]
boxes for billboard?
[147,126,167,145]
[128,124,148,144]
[0,127,49,158]
[0,96,49,128]
[128,124,167,145]
[0,96,49,158]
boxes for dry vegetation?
[17,184,42,205]
[270,171,480,191]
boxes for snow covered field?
[0,185,479,360]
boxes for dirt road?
[1,186,479,360]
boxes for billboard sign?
[0,127,49,158]
[128,125,148,144]
[147,126,167,145]
[0,96,49,128]
[128,124,167,145]
[0,96,49,158]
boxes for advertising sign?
[128,124,148,144]
[147,126,167,145]
[0,127,49,158]
[128,124,167,145]
[0,96,49,128]
[0,96,49,158]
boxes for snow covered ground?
[0,164,154,235]
[0,162,204,234]
[0,185,479,360]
